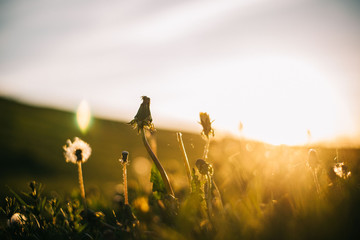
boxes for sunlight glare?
[229,55,355,145]
[167,54,356,145]
[76,100,91,134]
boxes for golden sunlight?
[197,54,356,146]
[76,100,91,134]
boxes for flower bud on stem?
[119,151,130,205]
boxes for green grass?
[0,97,204,198]
[1,97,360,239]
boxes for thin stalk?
[211,179,224,210]
[77,162,87,210]
[203,137,210,161]
[206,174,213,218]
[312,169,321,197]
[176,132,192,189]
[140,128,175,197]
[123,164,128,205]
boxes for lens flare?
[76,100,91,133]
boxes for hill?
[0,97,205,199]
[1,97,360,203]
[2,97,360,239]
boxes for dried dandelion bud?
[196,159,213,176]
[199,112,214,138]
[307,149,319,169]
[120,151,129,164]
[129,96,154,132]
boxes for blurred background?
[2,2,360,238]
[1,0,360,145]
[1,0,360,207]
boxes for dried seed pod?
[120,151,129,164]
[196,159,213,176]
[199,112,214,138]
[129,96,154,132]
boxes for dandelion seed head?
[9,213,26,226]
[63,137,91,164]
[199,112,214,139]
[333,162,351,179]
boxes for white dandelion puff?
[8,213,27,226]
[333,162,351,179]
[63,137,91,164]
[63,137,91,209]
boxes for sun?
[200,54,355,145]
[153,53,355,146]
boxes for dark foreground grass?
[1,98,360,239]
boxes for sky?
[0,0,360,145]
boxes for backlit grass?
[1,97,360,239]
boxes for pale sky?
[1,0,360,145]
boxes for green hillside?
[0,97,204,198]
[1,97,360,200]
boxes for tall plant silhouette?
[129,96,175,197]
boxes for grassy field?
[1,97,360,239]
[0,97,205,198]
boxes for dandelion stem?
[203,137,210,161]
[140,128,175,197]
[312,169,321,196]
[211,178,224,210]
[206,174,213,218]
[176,132,192,189]
[123,164,129,205]
[77,161,87,209]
